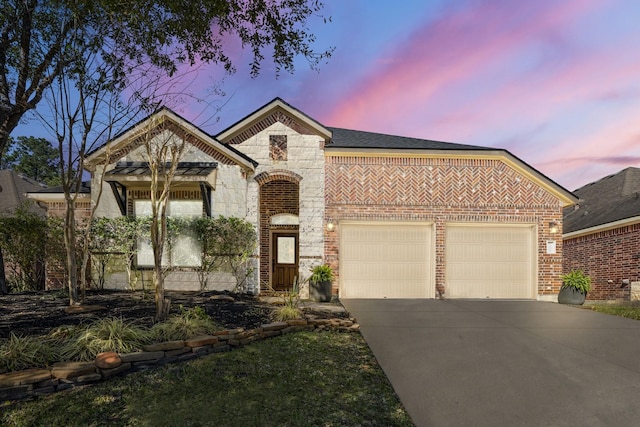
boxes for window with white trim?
[135,200,202,267]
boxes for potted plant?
[557,270,592,305]
[309,264,334,303]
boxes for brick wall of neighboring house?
[563,224,640,300]
[44,200,92,290]
[258,180,299,287]
[324,155,565,297]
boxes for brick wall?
[563,224,640,300]
[325,155,564,298]
[258,180,299,287]
[43,200,92,290]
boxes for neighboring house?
[0,169,46,216]
[563,167,640,300]
[28,98,577,300]
[0,169,47,289]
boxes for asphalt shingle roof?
[0,170,47,215]
[327,127,492,150]
[563,167,640,233]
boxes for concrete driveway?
[341,299,640,426]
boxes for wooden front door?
[271,232,298,291]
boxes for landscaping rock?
[75,373,102,383]
[51,361,96,380]
[185,335,219,347]
[120,351,165,363]
[191,345,211,355]
[261,321,288,331]
[56,383,73,391]
[0,368,51,387]
[165,347,191,357]
[99,363,132,379]
[95,351,122,369]
[0,385,31,400]
[32,386,56,396]
[287,319,308,326]
[142,341,185,352]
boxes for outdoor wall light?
[326,221,335,232]
[548,221,559,234]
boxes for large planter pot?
[310,280,332,303]
[557,287,587,305]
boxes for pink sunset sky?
[16,0,640,191]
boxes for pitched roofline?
[215,97,332,142]
[85,107,256,171]
[563,215,640,239]
[325,147,578,207]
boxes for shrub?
[272,305,302,322]
[150,306,221,342]
[60,317,151,361]
[0,333,60,373]
[561,270,592,293]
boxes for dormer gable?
[216,98,331,146]
[85,107,256,172]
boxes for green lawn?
[588,304,640,320]
[1,331,414,427]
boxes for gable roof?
[326,128,576,207]
[564,167,640,236]
[0,170,47,215]
[216,97,332,144]
[327,127,490,150]
[85,107,256,172]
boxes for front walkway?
[342,299,640,426]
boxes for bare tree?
[38,51,141,305]
[133,115,188,320]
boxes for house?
[0,169,46,216]
[28,98,577,300]
[563,167,640,300]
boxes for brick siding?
[43,201,92,290]
[324,155,564,297]
[258,180,299,287]
[563,224,640,300]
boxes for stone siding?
[233,122,325,289]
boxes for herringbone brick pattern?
[326,156,559,208]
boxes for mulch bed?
[0,290,345,339]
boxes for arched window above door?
[270,213,299,226]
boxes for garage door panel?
[446,225,535,299]
[340,223,433,299]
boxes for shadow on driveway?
[342,299,640,427]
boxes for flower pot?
[310,280,332,303]
[557,287,587,305]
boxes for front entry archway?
[257,173,301,291]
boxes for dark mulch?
[0,289,349,339]
[0,290,279,339]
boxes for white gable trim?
[85,108,255,172]
[216,98,331,143]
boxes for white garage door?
[446,224,535,299]
[340,222,434,298]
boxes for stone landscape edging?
[0,317,360,403]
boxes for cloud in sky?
[13,0,640,191]
[197,0,640,190]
